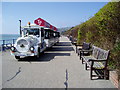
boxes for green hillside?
[65,2,120,80]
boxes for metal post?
[19,20,21,36]
[2,40,5,51]
[13,39,15,46]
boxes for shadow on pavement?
[64,69,68,89]
[47,41,74,51]
[18,41,73,62]
[54,42,72,46]
[18,52,70,62]
[47,46,74,51]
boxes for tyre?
[41,51,44,55]
[15,56,20,59]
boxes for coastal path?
[2,36,116,88]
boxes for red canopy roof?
[34,18,57,31]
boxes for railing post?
[2,40,5,51]
[13,39,15,46]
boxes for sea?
[0,34,20,45]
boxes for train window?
[53,33,56,37]
[44,29,60,39]
[23,28,39,36]
[54,32,60,37]
[28,29,39,35]
[45,31,50,39]
[50,31,54,38]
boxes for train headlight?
[30,47,34,52]
[11,46,16,52]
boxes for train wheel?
[41,51,44,55]
[15,56,20,59]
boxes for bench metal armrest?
[89,59,107,62]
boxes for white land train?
[11,24,47,59]
[44,28,60,48]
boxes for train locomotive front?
[11,25,46,59]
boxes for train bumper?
[10,51,36,56]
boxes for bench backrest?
[98,48,109,67]
[82,42,91,50]
[92,46,109,60]
[92,46,99,59]
[97,49,109,60]
[92,46,110,68]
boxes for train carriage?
[44,28,60,48]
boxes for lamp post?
[19,20,21,36]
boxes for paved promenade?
[2,36,116,88]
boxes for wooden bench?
[75,42,91,54]
[76,42,91,59]
[81,46,110,80]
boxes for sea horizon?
[0,34,19,39]
[0,34,19,35]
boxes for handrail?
[0,39,17,51]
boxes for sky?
[2,2,108,34]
